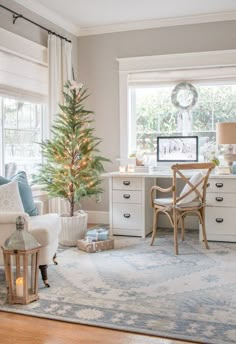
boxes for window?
[129,83,236,163]
[0,96,45,178]
[118,50,236,164]
[0,28,48,179]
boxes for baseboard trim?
[85,210,109,225]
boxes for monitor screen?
[157,136,198,162]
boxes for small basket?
[59,211,88,246]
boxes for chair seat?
[154,198,202,208]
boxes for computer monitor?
[157,136,198,162]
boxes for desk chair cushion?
[178,172,203,205]
[154,197,201,208]
[0,181,24,212]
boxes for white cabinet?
[204,176,236,242]
[109,175,154,237]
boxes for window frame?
[118,50,236,161]
[0,27,49,177]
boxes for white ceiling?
[13,0,236,36]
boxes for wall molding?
[79,11,236,36]
[14,0,79,36]
[118,50,236,73]
[11,1,236,37]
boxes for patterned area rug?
[0,229,236,344]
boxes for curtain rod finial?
[13,14,22,25]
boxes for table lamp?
[216,122,236,166]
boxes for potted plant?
[33,81,109,246]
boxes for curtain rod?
[0,4,72,43]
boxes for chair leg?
[173,209,178,255]
[39,265,50,288]
[53,253,58,265]
[150,209,158,246]
[179,216,185,241]
[200,209,209,250]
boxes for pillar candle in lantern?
[16,277,24,297]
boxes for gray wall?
[77,20,236,212]
[0,0,78,70]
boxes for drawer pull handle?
[215,183,223,188]
[215,197,223,202]
[123,181,130,186]
[216,218,224,223]
[123,194,130,199]
[123,213,131,218]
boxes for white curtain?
[48,34,73,213]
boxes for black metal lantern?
[1,216,41,304]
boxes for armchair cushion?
[0,181,24,212]
[0,171,37,216]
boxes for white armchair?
[0,200,61,287]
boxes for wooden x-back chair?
[150,162,215,255]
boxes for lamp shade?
[216,122,236,144]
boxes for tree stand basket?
[59,211,88,246]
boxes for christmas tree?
[33,81,109,217]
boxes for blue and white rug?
[0,230,236,344]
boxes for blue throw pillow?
[0,171,37,216]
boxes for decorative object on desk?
[157,136,198,162]
[215,165,231,175]
[200,140,220,166]
[1,216,41,304]
[117,158,127,173]
[231,161,236,174]
[127,157,136,172]
[216,122,236,166]
[32,81,109,241]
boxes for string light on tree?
[33,80,109,217]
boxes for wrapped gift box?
[77,238,114,253]
[85,228,109,241]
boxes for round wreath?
[171,82,198,111]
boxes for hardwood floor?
[0,311,197,344]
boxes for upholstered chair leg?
[39,265,50,288]
[150,209,158,246]
[53,253,58,265]
[173,209,178,255]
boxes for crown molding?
[79,11,236,36]
[13,0,79,36]
[11,2,236,37]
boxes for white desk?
[106,171,236,242]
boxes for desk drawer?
[112,204,142,230]
[206,207,236,235]
[112,177,142,191]
[208,179,236,193]
[113,190,142,204]
[206,193,236,207]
